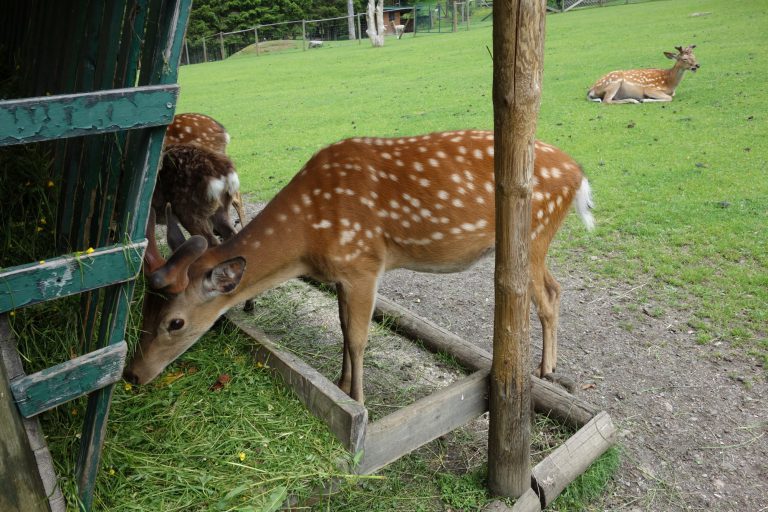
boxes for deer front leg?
[640,89,674,102]
[602,81,640,104]
[336,274,379,404]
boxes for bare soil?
[378,260,767,512]
[241,202,767,511]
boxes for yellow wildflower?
[85,247,95,254]
[9,311,15,317]
[36,226,44,232]
[71,408,78,416]
[238,452,246,462]
[40,217,46,225]
[39,260,45,265]
[109,468,115,476]
[124,382,133,392]
[47,180,54,187]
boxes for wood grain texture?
[0,84,178,146]
[489,0,547,497]
[10,342,127,418]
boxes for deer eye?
[168,319,185,331]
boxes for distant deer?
[164,113,248,226]
[125,132,595,404]
[153,144,241,246]
[588,45,700,104]
[390,21,405,39]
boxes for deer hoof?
[243,299,254,312]
[543,373,577,394]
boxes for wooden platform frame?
[227,291,616,510]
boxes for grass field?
[12,0,766,510]
[177,0,767,359]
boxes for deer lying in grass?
[125,131,594,404]
[587,45,700,104]
[153,144,241,246]
[164,113,248,226]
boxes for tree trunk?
[347,0,357,40]
[366,0,385,47]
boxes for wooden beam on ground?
[227,314,368,453]
[532,411,617,507]
[373,296,597,429]
[357,369,489,475]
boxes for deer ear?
[203,257,246,296]
[664,51,677,60]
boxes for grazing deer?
[390,21,405,39]
[164,113,248,226]
[125,131,595,404]
[587,45,700,104]
[153,144,241,246]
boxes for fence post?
[413,7,417,37]
[254,27,260,56]
[302,19,307,51]
[202,37,207,62]
[488,0,546,498]
[453,0,459,32]
[219,32,226,60]
[357,13,362,44]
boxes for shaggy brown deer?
[587,45,700,104]
[126,131,595,404]
[153,144,241,246]
[164,113,248,226]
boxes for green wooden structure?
[0,1,191,509]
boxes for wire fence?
[180,0,657,65]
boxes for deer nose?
[123,369,140,385]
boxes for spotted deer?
[153,144,241,246]
[587,45,699,104]
[125,131,595,404]
[164,113,248,226]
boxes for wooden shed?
[0,1,191,510]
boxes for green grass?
[176,0,767,363]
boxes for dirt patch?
[240,201,767,511]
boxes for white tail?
[153,144,241,246]
[164,113,247,226]
[587,45,699,104]
[126,131,594,404]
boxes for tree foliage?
[186,0,368,40]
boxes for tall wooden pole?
[488,0,547,498]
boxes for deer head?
[664,45,700,72]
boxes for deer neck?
[664,61,688,91]
[200,204,310,307]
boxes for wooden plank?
[227,314,368,454]
[374,295,597,429]
[0,318,51,512]
[0,84,178,146]
[10,341,127,418]
[357,369,489,475]
[0,241,146,313]
[531,411,616,507]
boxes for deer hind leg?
[640,89,674,103]
[232,191,248,228]
[602,80,640,104]
[336,274,379,404]
[531,266,575,392]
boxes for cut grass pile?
[176,0,767,362]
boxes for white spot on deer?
[548,201,555,213]
[340,218,351,227]
[536,209,544,219]
[418,147,428,153]
[540,167,551,179]
[390,199,400,209]
[184,125,193,133]
[291,204,301,214]
[420,208,432,218]
[277,214,288,222]
[381,152,392,160]
[452,198,464,208]
[458,146,467,154]
[476,197,485,205]
[340,230,356,245]
[321,163,331,170]
[360,197,374,208]
[437,190,449,200]
[436,150,447,159]
[388,174,398,182]
[556,195,563,206]
[413,161,424,172]
[486,146,494,157]
[207,177,225,201]
[302,194,312,206]
[428,158,439,168]
[395,160,404,167]
[532,175,539,187]
[419,178,431,187]
[401,220,411,228]
[461,222,476,232]
[534,192,544,201]
[451,174,461,183]
[473,149,483,159]
[450,227,462,235]
[551,167,562,178]
[458,187,467,195]
[313,220,332,229]
[431,232,444,240]
[323,192,332,200]
[484,182,494,194]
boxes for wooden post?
[488,0,547,499]
[218,32,225,60]
[357,13,362,45]
[452,0,459,31]
[302,20,307,51]
[183,37,189,65]
[254,27,260,56]
[202,37,207,62]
